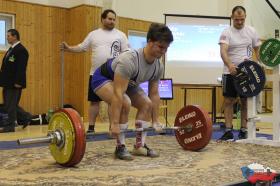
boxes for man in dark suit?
[0,29,32,133]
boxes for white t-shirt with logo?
[219,25,261,74]
[77,28,129,75]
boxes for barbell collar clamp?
[17,126,190,146]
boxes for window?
[0,13,15,51]
[128,30,147,50]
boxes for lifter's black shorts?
[222,74,245,98]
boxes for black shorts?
[222,74,245,98]
[88,75,102,102]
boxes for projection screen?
[164,14,231,85]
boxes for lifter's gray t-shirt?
[111,48,164,85]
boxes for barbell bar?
[17,126,193,145]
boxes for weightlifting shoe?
[115,145,133,161]
[132,144,159,158]
[238,129,248,139]
[218,130,234,141]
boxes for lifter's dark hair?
[147,23,173,43]
[7,29,20,40]
[232,6,246,14]
[101,9,116,20]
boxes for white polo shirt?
[219,25,261,74]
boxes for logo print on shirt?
[111,40,121,58]
[247,45,253,58]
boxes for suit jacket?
[0,43,29,89]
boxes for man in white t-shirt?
[61,9,129,133]
[218,6,261,141]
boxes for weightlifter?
[218,6,261,141]
[91,23,173,160]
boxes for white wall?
[113,0,279,39]
[114,0,248,23]
[244,0,280,39]
[14,0,242,18]
[15,0,103,8]
[13,0,280,39]
[270,0,280,10]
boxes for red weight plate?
[60,108,86,167]
[174,105,212,151]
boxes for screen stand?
[160,100,169,127]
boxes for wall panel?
[0,0,67,115]
[64,5,102,121]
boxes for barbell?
[17,105,213,167]
[233,38,280,98]
[16,38,278,167]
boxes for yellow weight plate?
[48,111,75,164]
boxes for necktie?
[4,47,12,60]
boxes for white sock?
[117,123,128,146]
[135,120,149,148]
